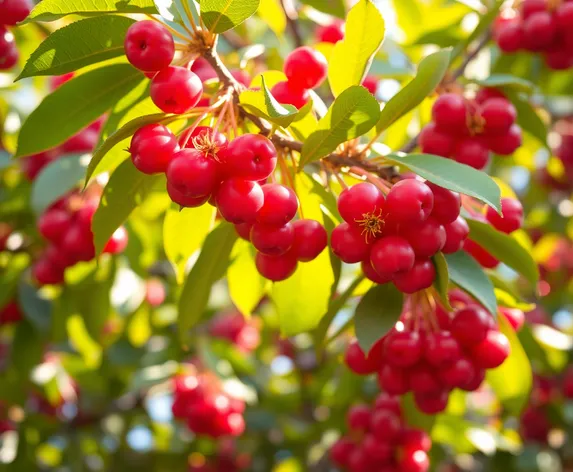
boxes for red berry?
[453,137,490,170]
[475,88,506,104]
[316,21,345,43]
[523,12,556,50]
[255,251,297,281]
[179,126,227,152]
[231,68,251,87]
[439,357,476,389]
[500,307,525,331]
[0,301,22,325]
[426,183,461,225]
[487,124,522,155]
[361,260,393,284]
[0,27,18,70]
[471,330,510,368]
[496,21,524,52]
[166,181,209,208]
[385,331,423,367]
[234,222,252,241]
[362,75,378,95]
[399,448,430,472]
[0,0,33,25]
[219,134,277,181]
[270,80,310,109]
[544,46,573,70]
[409,363,442,395]
[256,184,298,226]
[419,122,455,157]
[216,179,264,224]
[38,209,72,243]
[250,222,294,256]
[130,124,179,174]
[363,434,392,461]
[424,331,461,367]
[521,0,548,19]
[330,438,355,467]
[348,448,373,471]
[480,98,517,136]
[402,218,446,258]
[124,20,174,72]
[61,128,99,154]
[464,239,499,268]
[338,182,385,227]
[166,149,220,198]
[400,429,432,452]
[374,392,401,415]
[442,216,470,254]
[330,222,371,264]
[346,404,371,432]
[451,305,494,347]
[378,364,410,395]
[485,197,523,233]
[385,180,434,226]
[345,340,377,375]
[50,72,74,91]
[291,219,327,262]
[556,3,573,32]
[370,236,415,278]
[45,244,76,270]
[393,259,436,294]
[284,46,328,89]
[103,227,128,254]
[33,259,65,285]
[150,66,203,114]
[413,390,449,415]
[463,367,486,391]
[62,225,95,262]
[432,93,469,134]
[370,409,401,442]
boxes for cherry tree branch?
[281,0,304,48]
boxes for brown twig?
[281,0,304,48]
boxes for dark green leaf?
[201,0,260,33]
[17,16,135,80]
[375,49,451,133]
[328,0,385,96]
[385,153,502,212]
[473,74,534,94]
[433,252,452,310]
[300,0,345,18]
[354,283,404,353]
[11,321,44,377]
[17,282,51,333]
[300,86,380,166]
[445,251,497,315]
[466,218,539,286]
[178,223,237,344]
[92,160,164,255]
[0,254,30,308]
[504,89,548,148]
[16,64,145,157]
[24,0,157,22]
[402,393,436,432]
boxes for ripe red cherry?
[166,181,210,207]
[345,340,377,375]
[480,98,517,136]
[361,260,393,284]
[413,390,449,415]
[0,0,33,25]
[464,239,499,268]
[337,182,385,227]
[475,88,506,104]
[256,184,298,226]
[377,364,410,395]
[487,124,522,155]
[485,197,523,233]
[453,137,490,170]
[315,20,345,43]
[61,128,99,154]
[471,330,510,368]
[250,222,294,256]
[500,307,525,331]
[393,259,436,294]
[219,134,277,181]
[215,178,264,224]
[385,331,423,367]
[555,3,573,32]
[426,183,461,225]
[362,75,378,95]
[402,218,446,258]
[166,149,220,198]
[523,12,556,50]
[0,301,22,325]
[450,305,494,347]
[346,404,371,432]
[124,20,174,72]
[544,46,573,70]
[409,363,442,395]
[401,429,432,452]
[363,435,392,462]
[370,236,415,277]
[62,225,95,262]
[330,438,354,467]
[398,448,430,472]
[33,259,65,285]
[497,21,524,52]
[521,0,548,19]
[130,124,179,174]
[150,66,203,114]
[179,125,227,152]
[255,251,297,281]
[370,409,401,442]
[270,81,310,109]
[38,209,72,243]
[348,448,373,471]
[419,122,455,157]
[234,222,252,241]
[284,46,328,90]
[330,222,371,264]
[385,180,434,225]
[374,392,401,415]
[439,357,476,389]
[103,227,129,254]
[0,27,18,70]
[442,216,470,254]
[432,93,469,134]
[291,219,327,262]
[424,331,461,367]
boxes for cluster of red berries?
[124,21,204,114]
[419,90,522,170]
[271,46,328,109]
[172,369,246,438]
[0,0,32,70]
[188,440,250,472]
[32,190,128,285]
[345,289,510,414]
[330,392,432,472]
[208,312,261,353]
[331,180,468,293]
[0,300,22,326]
[493,0,573,70]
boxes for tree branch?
[281,0,304,48]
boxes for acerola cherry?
[424,331,461,367]
[361,260,393,284]
[370,236,415,278]
[453,137,490,170]
[330,438,354,467]
[450,305,494,347]
[463,367,486,392]
[0,0,33,25]
[544,46,573,70]
[485,197,523,233]
[398,448,430,472]
[150,66,203,114]
[393,259,436,293]
[45,245,76,271]
[432,93,469,134]
[316,20,345,43]
[346,404,371,432]
[124,21,175,72]
[378,364,410,395]
[370,409,401,442]
[270,81,310,109]
[471,330,510,368]
[500,307,525,331]
[166,149,220,198]
[250,223,294,256]
[219,134,277,181]
[439,357,475,389]
[256,184,298,226]
[338,182,385,233]
[362,75,378,95]
[130,124,179,174]
[0,27,18,70]
[216,179,264,224]
[345,340,376,375]
[402,218,446,258]
[413,390,449,415]
[419,122,455,157]
[409,363,442,395]
[481,98,517,135]
[33,259,65,286]
[401,429,432,452]
[385,331,423,367]
[234,222,252,241]
[385,179,434,225]
[330,222,371,264]
[363,435,392,462]
[442,216,470,253]
[291,219,327,262]
[555,3,573,32]
[61,225,95,262]
[255,251,297,281]
[61,128,99,154]
[103,227,129,254]
[284,46,328,89]
[167,181,210,208]
[521,0,548,19]
[497,21,524,52]
[475,87,506,104]
[179,126,227,154]
[38,209,72,243]
[464,239,499,268]
[426,183,461,225]
[523,12,556,50]
[487,124,522,155]
[0,301,22,325]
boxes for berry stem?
[348,166,390,194]
[280,0,304,48]
[181,0,199,33]
[144,14,192,42]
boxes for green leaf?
[154,0,184,22]
[433,252,452,310]
[257,0,286,38]
[31,154,89,214]
[178,223,237,344]
[201,0,260,33]
[401,393,436,432]
[17,282,51,333]
[486,311,532,416]
[473,74,534,94]
[24,0,157,22]
[0,254,30,308]
[163,203,215,284]
[228,240,268,316]
[445,251,497,316]
[92,160,164,255]
[385,153,502,212]
[504,90,548,148]
[375,49,451,133]
[327,0,385,96]
[300,0,345,18]
[17,16,135,80]
[239,76,299,127]
[300,85,380,166]
[16,64,145,158]
[466,218,539,286]
[354,283,404,353]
